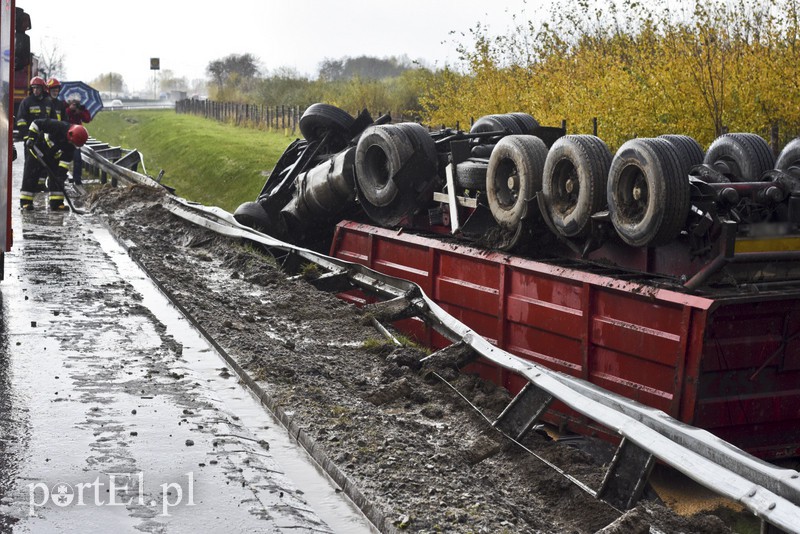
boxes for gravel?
[88,183,740,534]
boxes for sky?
[20,0,543,96]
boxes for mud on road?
[88,184,739,534]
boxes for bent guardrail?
[79,139,800,534]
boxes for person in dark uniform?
[47,78,67,121]
[20,118,88,211]
[15,76,52,141]
[16,76,54,192]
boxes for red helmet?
[67,124,88,147]
[46,77,61,90]
[30,76,45,88]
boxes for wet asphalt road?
[0,150,372,533]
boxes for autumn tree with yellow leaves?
[421,0,800,150]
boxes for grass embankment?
[87,109,296,212]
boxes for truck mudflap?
[331,220,800,459]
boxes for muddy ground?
[86,183,742,533]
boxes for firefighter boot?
[50,201,69,211]
[19,198,33,211]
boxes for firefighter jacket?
[50,98,67,122]
[15,94,53,139]
[26,119,76,179]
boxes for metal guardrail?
[81,142,800,534]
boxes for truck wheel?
[776,137,800,177]
[355,124,440,227]
[608,138,690,247]
[703,133,775,182]
[542,135,611,239]
[395,123,438,174]
[506,113,540,135]
[455,160,488,190]
[658,134,704,175]
[393,122,442,196]
[233,201,288,240]
[470,114,524,138]
[299,103,354,149]
[487,135,548,230]
[355,125,415,208]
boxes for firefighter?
[16,76,53,192]
[20,119,88,211]
[46,78,67,121]
[15,76,52,140]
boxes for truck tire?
[233,201,288,240]
[506,113,540,135]
[542,135,612,239]
[608,138,690,247]
[487,135,548,230]
[395,123,438,176]
[455,160,488,190]
[470,114,524,137]
[776,137,800,176]
[658,134,704,175]
[703,133,775,182]
[355,125,415,208]
[471,144,495,159]
[299,103,354,149]
[355,124,440,227]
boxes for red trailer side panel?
[332,221,800,459]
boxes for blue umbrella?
[58,81,103,119]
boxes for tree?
[318,58,344,81]
[206,53,260,95]
[90,72,127,96]
[160,69,188,92]
[317,55,414,81]
[35,39,65,81]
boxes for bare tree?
[36,38,65,80]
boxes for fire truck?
[0,3,33,279]
[234,103,800,460]
[11,5,33,120]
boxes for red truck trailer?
[330,220,800,459]
[235,104,800,459]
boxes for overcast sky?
[20,0,542,95]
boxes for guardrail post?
[596,437,655,510]
[493,382,553,440]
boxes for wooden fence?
[175,99,304,132]
[175,99,426,132]
[176,99,800,155]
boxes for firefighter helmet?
[30,76,45,88]
[46,78,61,90]
[67,125,88,147]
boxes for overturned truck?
[235,104,800,459]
